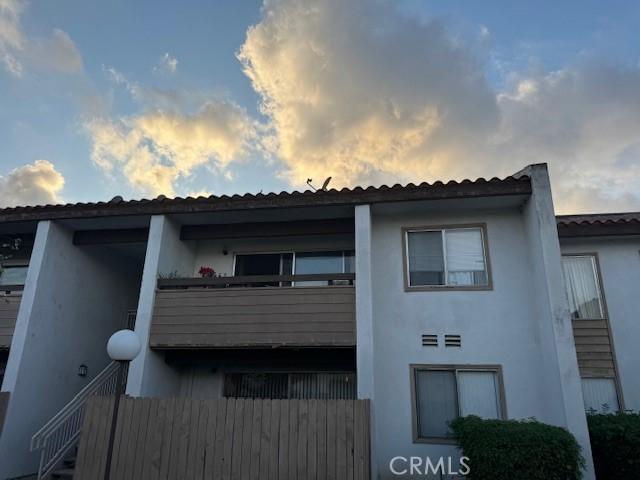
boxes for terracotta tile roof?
[557,212,640,237]
[0,174,531,223]
[556,212,640,226]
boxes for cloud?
[28,28,83,74]
[86,100,257,196]
[0,160,65,207]
[0,0,25,76]
[154,52,178,74]
[494,67,640,213]
[239,0,640,213]
[0,0,82,77]
[238,0,498,186]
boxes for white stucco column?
[355,204,378,478]
[0,221,141,478]
[519,164,595,479]
[126,215,195,397]
[355,204,375,398]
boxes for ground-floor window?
[581,377,619,413]
[224,371,356,400]
[411,365,505,443]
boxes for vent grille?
[421,334,438,347]
[444,334,462,347]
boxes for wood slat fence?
[75,396,370,480]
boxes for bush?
[587,411,640,480]
[450,416,584,480]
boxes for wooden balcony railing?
[157,273,355,289]
[151,274,356,348]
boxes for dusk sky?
[1,0,639,213]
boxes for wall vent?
[421,334,438,347]
[444,334,462,347]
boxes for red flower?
[198,266,216,278]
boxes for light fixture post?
[103,330,141,480]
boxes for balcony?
[150,274,356,348]
[0,285,23,349]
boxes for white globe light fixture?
[107,329,141,362]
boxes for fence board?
[75,396,370,480]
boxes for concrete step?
[51,467,74,479]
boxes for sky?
[1,0,639,214]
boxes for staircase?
[50,449,77,479]
[30,362,122,480]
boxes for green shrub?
[587,411,640,480]
[450,416,584,480]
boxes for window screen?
[407,231,444,286]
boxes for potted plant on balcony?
[198,266,226,288]
[198,266,216,278]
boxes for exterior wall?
[367,198,593,478]
[369,207,551,477]
[560,236,640,411]
[519,166,594,479]
[0,221,141,478]
[126,215,192,397]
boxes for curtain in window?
[408,231,444,285]
[457,371,500,419]
[581,378,619,413]
[445,229,487,286]
[561,256,604,319]
[415,370,457,437]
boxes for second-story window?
[0,264,29,287]
[561,255,605,319]
[233,250,354,286]
[404,226,489,289]
[294,250,354,286]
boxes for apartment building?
[0,163,637,479]
[558,213,640,414]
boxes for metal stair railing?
[30,361,122,479]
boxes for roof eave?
[0,176,531,224]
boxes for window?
[234,253,293,286]
[405,226,489,289]
[0,264,28,286]
[233,250,354,286]
[294,250,354,286]
[561,255,605,319]
[411,365,504,442]
[582,378,619,413]
[224,372,356,399]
